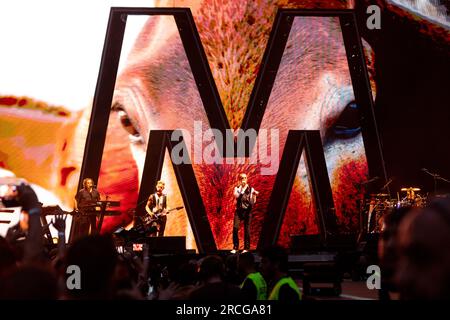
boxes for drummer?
[400,187,422,207]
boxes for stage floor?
[298,280,378,300]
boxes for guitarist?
[145,180,168,237]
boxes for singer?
[73,178,100,237]
[232,173,258,253]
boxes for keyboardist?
[74,178,100,236]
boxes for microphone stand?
[380,178,393,193]
[422,169,450,193]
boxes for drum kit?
[363,186,426,233]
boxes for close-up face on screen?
[98,8,370,250]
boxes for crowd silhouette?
[1,183,449,300]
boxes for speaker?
[144,236,186,254]
[326,233,358,251]
[290,233,358,253]
[302,262,342,297]
[290,235,322,253]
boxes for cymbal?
[370,193,389,197]
[400,187,421,192]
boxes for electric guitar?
[143,206,184,225]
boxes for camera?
[0,184,17,199]
[0,177,28,207]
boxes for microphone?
[421,168,428,172]
[361,176,379,185]
[381,177,394,190]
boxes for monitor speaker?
[145,236,186,254]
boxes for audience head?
[172,261,198,286]
[64,235,118,299]
[378,206,412,280]
[394,197,450,299]
[238,251,255,275]
[259,245,289,280]
[0,265,57,299]
[198,255,225,283]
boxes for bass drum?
[398,195,426,208]
[414,194,426,208]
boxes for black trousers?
[157,215,167,236]
[148,215,167,237]
[71,215,97,240]
[233,209,251,250]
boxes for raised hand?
[52,213,67,233]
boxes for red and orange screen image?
[98,11,370,250]
[0,1,373,249]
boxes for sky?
[0,0,155,111]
